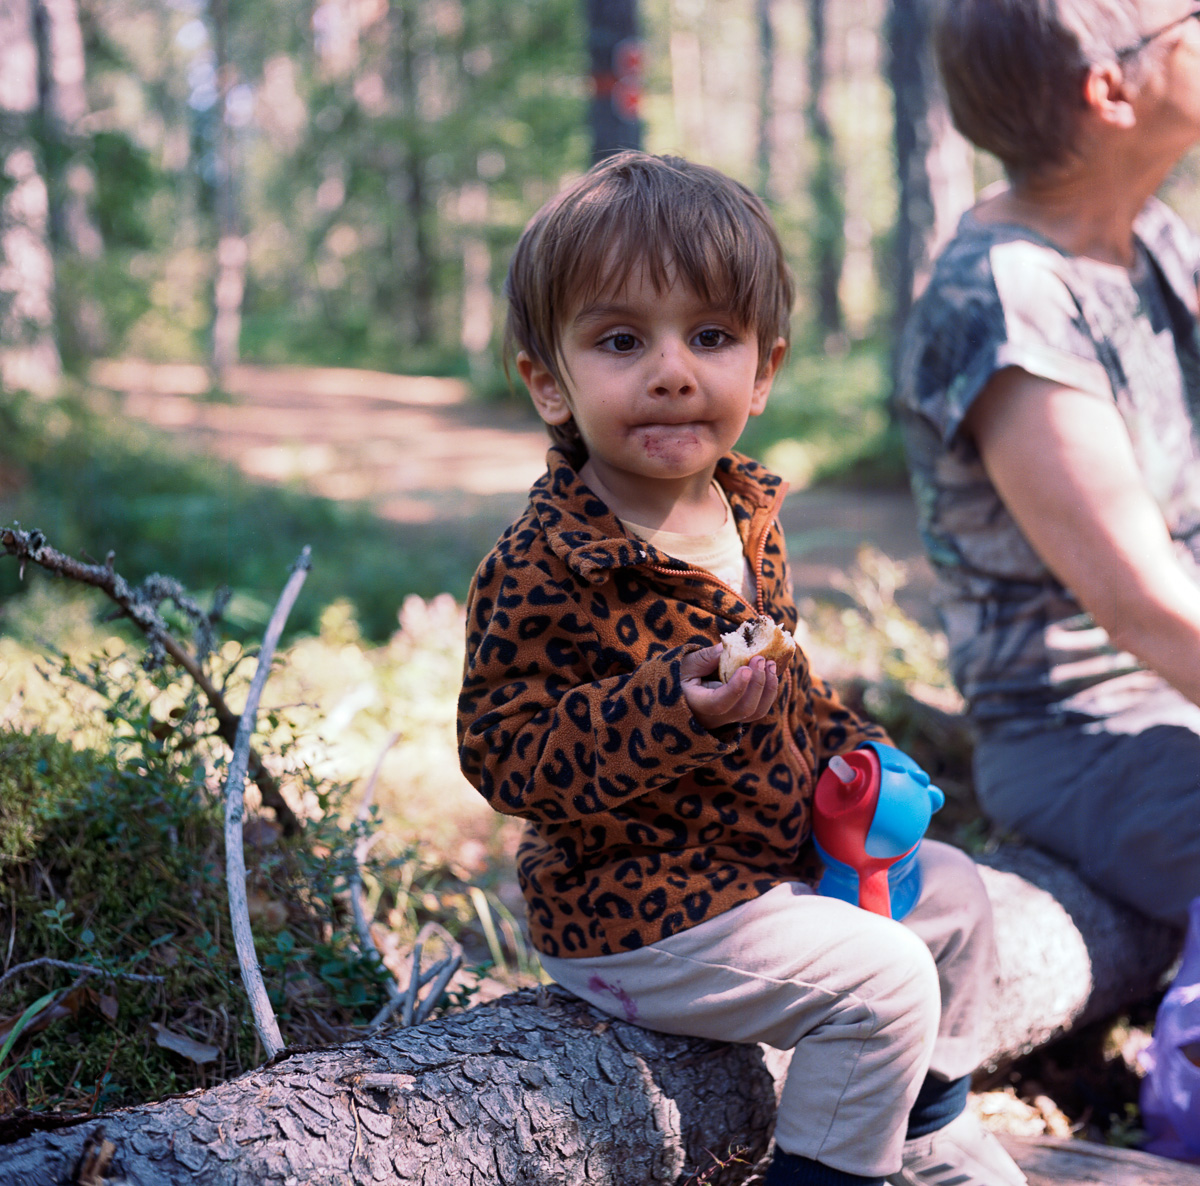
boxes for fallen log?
[974,847,1179,1070]
[0,845,1180,1186]
[998,1134,1200,1186]
[0,988,777,1186]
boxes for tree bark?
[35,0,102,261]
[755,0,774,199]
[209,0,246,377]
[0,987,777,1185]
[0,847,1178,1185]
[806,0,843,340]
[0,0,61,395]
[394,0,436,347]
[974,848,1177,1071]
[586,0,643,162]
[885,0,973,335]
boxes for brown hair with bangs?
[503,151,794,459]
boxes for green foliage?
[0,732,111,866]
[0,703,255,1111]
[66,0,589,371]
[0,583,533,1115]
[90,132,160,251]
[0,993,59,1089]
[0,651,393,1112]
[739,340,904,490]
[0,389,489,640]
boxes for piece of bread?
[718,614,797,682]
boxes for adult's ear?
[517,351,573,425]
[1084,60,1138,130]
[749,337,788,416]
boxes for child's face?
[519,262,785,498]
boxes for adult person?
[895,0,1200,929]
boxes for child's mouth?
[636,423,706,458]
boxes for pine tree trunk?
[586,0,643,161]
[35,0,101,260]
[395,0,437,347]
[0,0,61,395]
[0,846,1177,1185]
[885,0,973,334]
[0,987,777,1185]
[806,0,843,340]
[755,0,774,198]
[209,0,246,377]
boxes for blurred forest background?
[6,0,1200,629]
[5,0,966,387]
[0,0,1007,637]
[0,0,1197,1129]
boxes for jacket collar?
[530,446,789,584]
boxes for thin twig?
[400,934,423,1028]
[0,958,166,995]
[413,952,462,1026]
[367,922,462,1032]
[0,525,300,834]
[366,986,408,1032]
[223,547,311,1060]
[349,731,402,1002]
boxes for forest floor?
[89,358,939,624]
[88,360,1172,1166]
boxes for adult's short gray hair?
[935,0,1144,177]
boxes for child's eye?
[695,328,730,348]
[603,332,639,353]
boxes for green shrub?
[0,636,480,1115]
[0,731,112,865]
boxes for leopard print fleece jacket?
[458,447,890,958]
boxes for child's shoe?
[887,1109,1027,1186]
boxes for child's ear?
[749,337,788,416]
[517,351,573,425]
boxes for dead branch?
[0,524,300,834]
[222,547,311,1059]
[350,731,403,1006]
[0,959,165,995]
[367,920,463,1031]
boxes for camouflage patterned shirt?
[896,199,1200,734]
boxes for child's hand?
[680,644,780,731]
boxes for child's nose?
[648,338,695,395]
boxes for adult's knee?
[913,841,995,957]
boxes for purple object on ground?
[1141,895,1200,1163]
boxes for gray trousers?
[539,840,995,1178]
[975,679,1200,928]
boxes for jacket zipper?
[639,483,811,768]
[640,482,788,616]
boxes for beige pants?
[539,841,995,1178]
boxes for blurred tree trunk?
[0,0,62,396]
[36,0,105,362]
[756,0,774,197]
[458,182,493,383]
[806,0,843,340]
[35,0,100,260]
[668,0,703,158]
[209,0,247,376]
[395,0,436,347]
[587,0,643,161]
[885,0,973,336]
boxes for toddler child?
[457,151,1022,1186]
